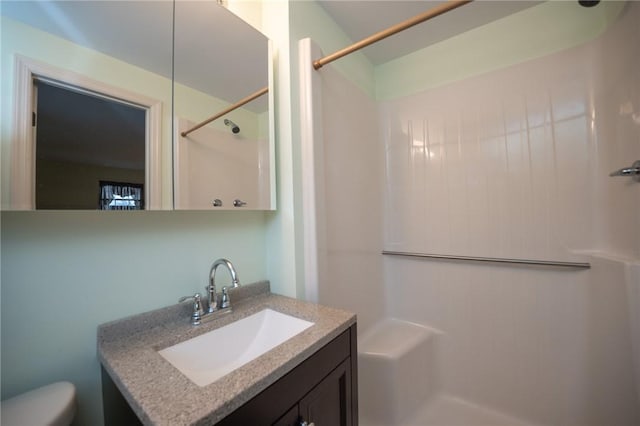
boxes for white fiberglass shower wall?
[300,2,639,426]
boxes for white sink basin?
[158,309,314,387]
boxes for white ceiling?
[317,0,542,65]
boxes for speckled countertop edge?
[97,281,356,426]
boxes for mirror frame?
[11,55,162,210]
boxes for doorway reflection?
[35,80,146,210]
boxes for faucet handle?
[178,293,204,325]
[220,286,231,309]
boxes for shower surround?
[301,2,639,425]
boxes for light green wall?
[289,0,375,98]
[1,210,269,425]
[279,1,625,102]
[255,0,301,299]
[0,7,279,426]
[375,0,626,100]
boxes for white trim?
[172,116,183,209]
[12,56,35,210]
[11,55,162,210]
[267,39,276,210]
[298,39,326,303]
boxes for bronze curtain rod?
[313,0,473,70]
[180,86,269,137]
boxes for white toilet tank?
[1,381,76,426]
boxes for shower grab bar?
[609,160,640,182]
[382,250,591,269]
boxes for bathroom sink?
[158,309,314,386]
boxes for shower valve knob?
[233,199,247,207]
[212,199,223,207]
[609,160,640,182]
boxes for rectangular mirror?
[173,1,275,210]
[1,0,274,211]
[1,1,174,210]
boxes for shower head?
[224,119,240,134]
[578,0,600,7]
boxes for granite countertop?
[97,281,356,426]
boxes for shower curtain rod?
[313,0,473,70]
[382,251,591,269]
[181,86,268,137]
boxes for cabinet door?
[217,327,355,426]
[298,359,352,426]
[272,404,299,426]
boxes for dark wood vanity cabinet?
[102,324,357,426]
[271,359,352,426]
[218,325,358,426]
[277,358,352,426]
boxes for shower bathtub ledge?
[358,318,442,425]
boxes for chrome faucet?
[180,258,240,325]
[205,258,240,313]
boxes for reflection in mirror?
[173,1,274,210]
[0,1,173,210]
[35,80,146,210]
